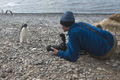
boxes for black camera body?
[46,33,67,51]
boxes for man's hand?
[51,47,58,55]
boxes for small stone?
[34,61,43,65]
[115,60,120,64]
[97,67,102,70]
[6,68,13,73]
[39,27,42,29]
[86,74,94,78]
[31,48,37,51]
[118,41,120,45]
[97,67,106,71]
[73,74,78,78]
[80,74,86,78]
[110,59,115,62]
[0,50,2,54]
[105,61,111,65]
[32,78,40,80]
[79,79,84,80]
[4,41,9,45]
[89,69,92,72]
[97,75,104,80]
[0,73,8,78]
[87,72,90,74]
[112,63,118,67]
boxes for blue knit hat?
[60,11,75,27]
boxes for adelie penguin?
[20,24,28,43]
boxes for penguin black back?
[20,24,28,43]
[21,24,28,31]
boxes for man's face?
[61,25,69,32]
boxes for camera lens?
[46,45,53,51]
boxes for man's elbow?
[65,53,79,62]
[69,57,78,62]
[70,59,77,62]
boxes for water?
[0,0,120,14]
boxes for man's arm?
[56,33,80,62]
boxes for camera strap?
[78,22,112,48]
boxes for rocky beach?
[0,13,120,80]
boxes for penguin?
[5,10,13,15]
[1,9,4,14]
[20,24,28,43]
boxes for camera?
[46,33,67,51]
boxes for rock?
[118,41,120,45]
[73,74,78,78]
[79,79,85,80]
[31,48,37,51]
[112,62,118,67]
[0,73,8,78]
[6,68,13,73]
[86,73,94,79]
[33,60,44,65]
[97,67,102,70]
[80,74,86,78]
[0,50,2,54]
[97,67,106,71]
[105,61,111,65]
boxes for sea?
[0,0,120,14]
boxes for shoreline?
[0,13,113,16]
[0,13,111,28]
[0,11,117,15]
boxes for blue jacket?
[57,22,114,62]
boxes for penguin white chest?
[20,27,28,43]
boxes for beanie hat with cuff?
[60,11,75,27]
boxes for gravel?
[0,13,120,80]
